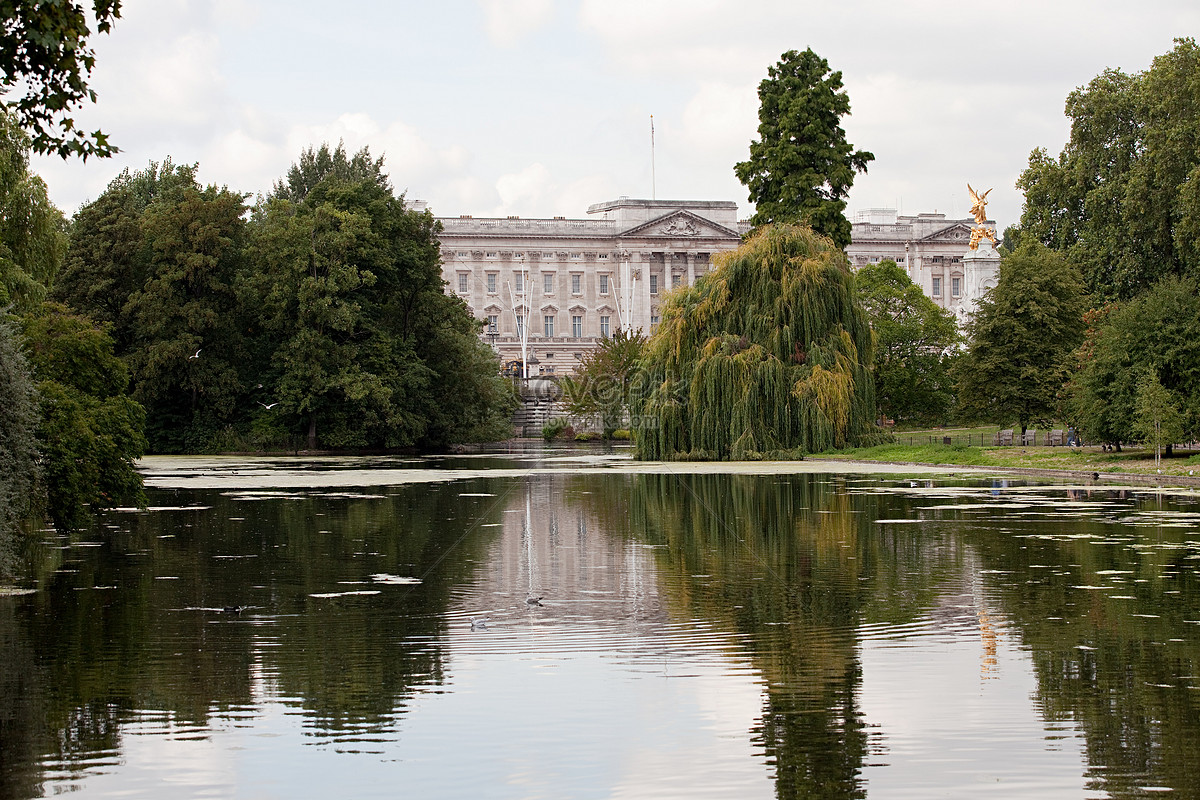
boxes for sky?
[28,0,1200,231]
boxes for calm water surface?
[3,451,1200,799]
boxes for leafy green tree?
[1133,371,1184,467]
[21,303,145,529]
[562,328,646,436]
[954,243,1086,434]
[1016,38,1200,300]
[53,158,197,348]
[0,311,38,543]
[0,110,66,312]
[250,144,512,450]
[735,48,873,249]
[633,224,877,460]
[118,183,248,452]
[1069,277,1200,448]
[0,0,121,159]
[854,259,959,424]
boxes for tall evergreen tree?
[735,49,873,249]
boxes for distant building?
[435,201,998,373]
[437,198,749,374]
[845,208,999,325]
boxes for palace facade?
[844,208,999,324]
[436,200,998,373]
[437,198,748,374]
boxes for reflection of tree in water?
[576,472,880,800]
[959,500,1200,798]
[0,477,510,796]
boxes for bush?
[542,417,569,440]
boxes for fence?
[896,429,1199,450]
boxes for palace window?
[600,315,610,337]
[570,252,582,260]
[672,274,682,288]
[485,251,498,259]
[516,314,525,336]
[486,273,497,293]
[544,315,555,337]
[487,315,498,333]
[651,314,660,328]
[572,315,582,337]
[597,253,608,260]
[515,273,524,292]
[650,274,658,295]
[544,273,554,294]
[599,275,609,294]
[952,277,961,297]
[457,273,468,293]
[932,277,942,297]
[571,274,581,294]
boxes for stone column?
[639,252,655,332]
[686,252,695,286]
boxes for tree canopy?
[1068,277,1200,448]
[561,328,646,436]
[54,145,514,454]
[1016,38,1200,300]
[735,49,873,249]
[0,0,121,159]
[632,223,877,460]
[954,243,1086,433]
[854,259,959,424]
[0,110,66,312]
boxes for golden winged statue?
[967,183,991,226]
[967,183,997,250]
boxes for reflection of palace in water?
[466,478,670,625]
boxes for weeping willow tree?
[632,224,877,460]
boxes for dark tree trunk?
[307,415,317,451]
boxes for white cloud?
[479,0,556,47]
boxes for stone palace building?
[844,208,999,325]
[437,198,749,374]
[436,199,998,373]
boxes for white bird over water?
[470,616,489,629]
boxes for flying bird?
[258,402,279,410]
[188,348,202,360]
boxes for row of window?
[456,251,609,261]
[458,271,685,296]
[488,314,612,338]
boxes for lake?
[2,448,1200,799]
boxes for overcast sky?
[28,0,1200,230]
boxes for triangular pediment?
[618,210,741,240]
[918,223,975,244]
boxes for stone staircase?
[512,395,565,438]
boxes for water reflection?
[2,462,1200,798]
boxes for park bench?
[993,429,1014,446]
[1047,429,1064,446]
[1022,428,1038,446]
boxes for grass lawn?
[825,425,1200,477]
